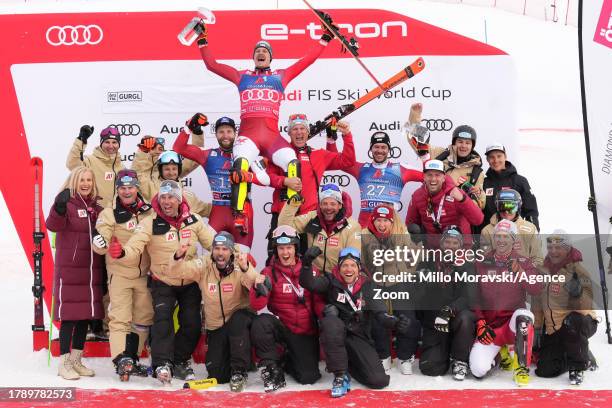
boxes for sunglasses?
[289,113,307,121]
[101,127,120,137]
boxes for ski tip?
[31,157,43,166]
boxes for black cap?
[215,117,236,132]
[369,131,391,150]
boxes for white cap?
[485,143,506,155]
[494,219,518,240]
[423,159,445,173]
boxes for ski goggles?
[101,127,120,137]
[159,151,181,165]
[497,200,519,214]
[154,137,166,146]
[117,175,139,188]
[272,225,299,245]
[339,247,361,264]
[289,113,308,121]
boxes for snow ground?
[1,0,610,394]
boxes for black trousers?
[250,314,321,384]
[535,312,598,377]
[320,315,389,389]
[418,309,476,376]
[150,280,202,368]
[205,309,254,384]
[371,309,421,361]
[59,320,89,355]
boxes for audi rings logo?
[422,119,453,131]
[109,124,141,136]
[240,89,281,103]
[263,202,273,214]
[322,174,351,187]
[46,25,103,46]
[390,146,402,159]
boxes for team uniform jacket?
[162,255,258,330]
[480,214,543,266]
[250,258,325,335]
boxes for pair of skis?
[301,1,426,137]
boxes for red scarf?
[544,247,583,274]
[152,196,191,229]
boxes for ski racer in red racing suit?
[195,16,335,231]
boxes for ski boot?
[451,360,468,381]
[154,363,173,385]
[229,369,248,392]
[499,345,513,371]
[261,364,286,393]
[331,373,351,398]
[512,354,530,387]
[115,356,135,382]
[398,355,415,375]
[569,369,584,385]
[173,360,195,381]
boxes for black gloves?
[323,304,339,317]
[255,275,272,298]
[303,246,322,267]
[565,271,583,298]
[396,314,411,334]
[187,113,209,135]
[407,223,424,244]
[587,196,596,212]
[54,188,71,216]
[434,306,454,333]
[78,125,94,144]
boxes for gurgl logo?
[594,0,612,48]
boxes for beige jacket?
[278,202,361,273]
[66,139,125,208]
[122,212,215,286]
[162,256,258,330]
[480,214,544,266]
[93,198,154,279]
[535,260,598,335]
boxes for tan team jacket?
[122,212,215,286]
[161,256,258,330]
[66,139,125,208]
[93,198,154,280]
[278,202,361,273]
[535,261,598,335]
[480,214,544,266]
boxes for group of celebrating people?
[45,18,600,397]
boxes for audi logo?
[321,174,351,187]
[46,25,103,46]
[422,119,453,131]
[108,124,141,136]
[390,147,402,159]
[240,89,280,103]
[263,202,272,214]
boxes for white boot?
[381,356,392,372]
[70,349,95,377]
[58,353,80,380]
[398,355,415,375]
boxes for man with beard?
[278,183,361,274]
[344,132,423,227]
[108,180,215,384]
[161,231,259,392]
[174,114,282,251]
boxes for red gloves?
[230,169,254,184]
[476,319,496,345]
[138,136,156,153]
[108,236,125,259]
